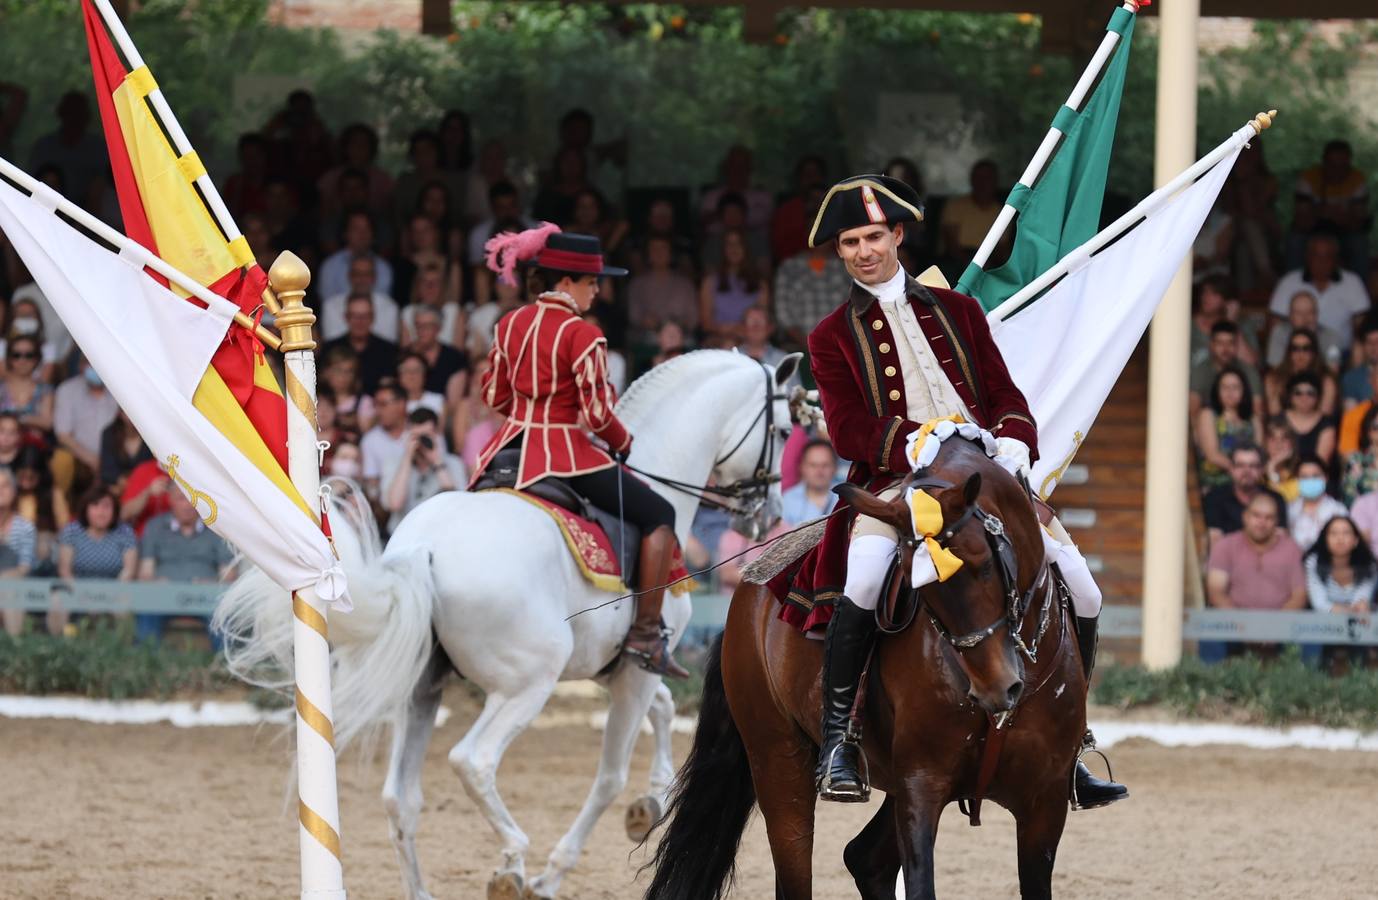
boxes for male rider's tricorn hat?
[807,174,925,248]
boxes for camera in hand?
[416,435,435,451]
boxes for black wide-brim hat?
[529,231,627,278]
[808,174,926,247]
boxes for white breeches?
[842,501,1102,618]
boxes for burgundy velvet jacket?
[772,276,1039,631]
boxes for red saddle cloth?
[494,489,694,595]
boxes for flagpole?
[0,154,281,350]
[271,252,347,900]
[965,0,1141,276]
[987,110,1276,325]
[87,0,281,314]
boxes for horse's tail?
[642,632,755,900]
[213,478,436,756]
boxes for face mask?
[84,367,103,388]
[12,317,39,335]
[1299,477,1327,500]
[331,458,361,479]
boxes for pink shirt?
[1207,531,1305,610]
[1350,492,1378,557]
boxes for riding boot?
[623,525,691,679]
[1072,614,1129,809]
[816,596,877,803]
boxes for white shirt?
[317,250,394,302]
[1268,268,1370,348]
[320,290,400,343]
[361,425,407,482]
[856,267,970,425]
[1287,494,1349,555]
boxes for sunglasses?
[1292,387,1318,396]
[8,351,37,360]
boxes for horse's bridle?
[903,477,1056,664]
[624,361,787,520]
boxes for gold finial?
[1250,109,1278,135]
[270,251,316,352]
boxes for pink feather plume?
[483,222,562,286]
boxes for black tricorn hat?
[807,174,925,248]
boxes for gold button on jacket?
[872,319,884,331]
[878,342,891,353]
[884,366,897,377]
[888,389,901,401]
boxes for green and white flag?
[958,6,1135,312]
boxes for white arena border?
[4,694,1377,753]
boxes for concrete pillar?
[1141,0,1200,669]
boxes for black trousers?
[565,465,677,533]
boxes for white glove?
[994,437,1031,478]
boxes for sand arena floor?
[2,688,1374,899]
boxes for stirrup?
[1069,742,1119,811]
[622,624,684,677]
[817,725,871,803]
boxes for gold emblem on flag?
[165,454,219,525]
[1039,431,1085,501]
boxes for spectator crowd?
[3,83,1376,669]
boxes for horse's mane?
[616,349,753,426]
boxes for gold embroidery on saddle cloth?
[164,454,219,525]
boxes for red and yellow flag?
[82,0,292,489]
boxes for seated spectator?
[383,407,465,532]
[782,439,838,526]
[626,196,696,277]
[0,467,37,637]
[1265,290,1344,370]
[769,154,828,265]
[1304,514,1374,672]
[941,159,1004,267]
[397,352,446,422]
[319,295,400,396]
[320,345,375,436]
[56,485,137,631]
[135,488,235,644]
[416,180,467,266]
[1194,367,1261,492]
[1189,277,1229,370]
[1343,321,1378,410]
[0,412,23,473]
[700,229,768,344]
[462,136,512,226]
[452,359,503,473]
[1287,455,1349,552]
[467,278,525,360]
[117,458,170,538]
[0,333,54,435]
[1342,405,1378,505]
[736,307,787,370]
[393,213,460,314]
[1203,443,1287,545]
[1263,328,1337,418]
[361,383,410,499]
[628,235,698,340]
[320,254,400,343]
[2,296,61,382]
[699,145,774,234]
[317,209,395,303]
[400,265,464,349]
[1206,492,1306,613]
[51,358,119,495]
[568,188,628,264]
[392,129,466,235]
[1263,416,1301,502]
[14,445,67,573]
[327,440,363,481]
[1281,371,1336,465]
[408,304,469,406]
[652,321,688,368]
[1339,363,1378,457]
[315,385,345,471]
[1290,140,1370,277]
[532,145,596,227]
[98,409,153,494]
[468,181,534,305]
[774,205,852,347]
[1189,322,1263,420]
[701,193,770,273]
[717,518,791,592]
[317,123,395,225]
[221,132,270,219]
[1268,233,1369,351]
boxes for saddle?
[471,447,641,583]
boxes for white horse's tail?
[213,479,437,755]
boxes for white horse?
[215,349,801,899]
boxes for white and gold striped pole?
[271,252,347,899]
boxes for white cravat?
[856,264,908,304]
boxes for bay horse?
[644,435,1086,900]
[215,350,802,900]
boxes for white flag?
[991,147,1241,498]
[0,177,346,604]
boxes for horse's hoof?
[521,884,557,900]
[625,794,663,842]
[487,871,525,900]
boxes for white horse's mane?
[616,349,755,427]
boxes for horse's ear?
[963,472,982,507]
[774,352,803,387]
[834,483,907,528]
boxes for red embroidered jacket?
[773,277,1039,631]
[470,294,631,490]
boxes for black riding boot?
[1072,614,1129,809]
[816,596,876,803]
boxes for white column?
[1141,0,1200,669]
[273,254,347,898]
